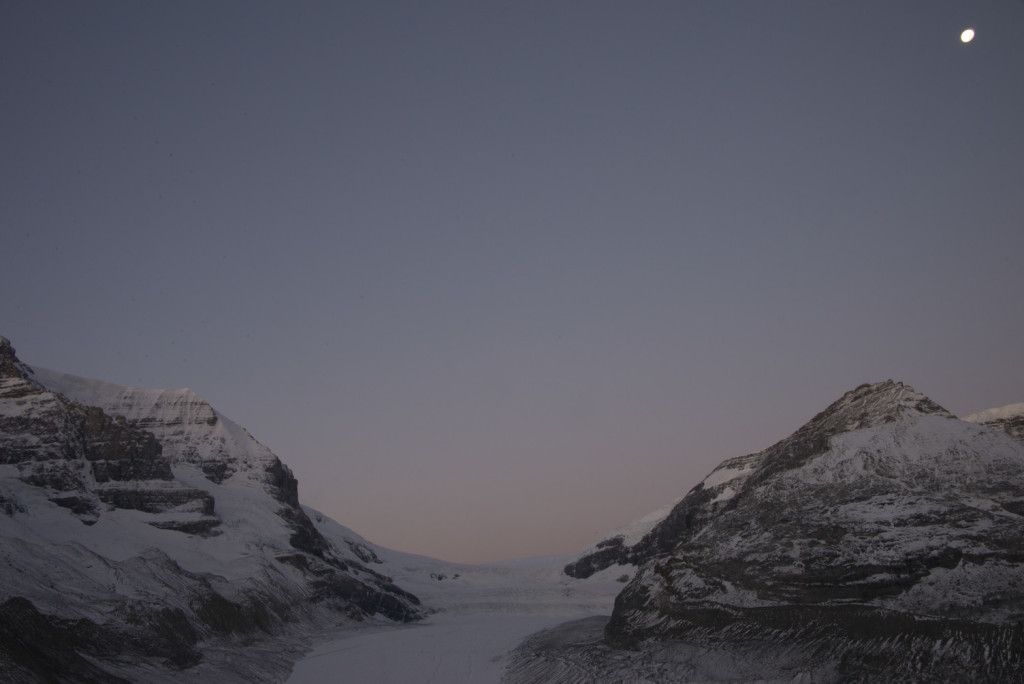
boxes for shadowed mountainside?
[0,336,421,683]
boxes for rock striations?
[965,402,1024,444]
[0,336,421,683]
[554,381,1024,681]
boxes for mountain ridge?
[6,335,1023,681]
[0,336,422,682]
[965,401,1024,443]
[566,380,1015,579]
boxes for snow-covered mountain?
[0,336,422,682]
[965,402,1024,443]
[7,334,1023,682]
[567,382,1024,578]
[542,381,1024,681]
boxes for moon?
[960,28,975,43]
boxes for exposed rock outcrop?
[0,337,215,528]
[29,364,348,559]
[965,402,1024,444]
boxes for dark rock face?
[564,537,628,580]
[0,338,213,526]
[966,404,1024,444]
[26,361,340,559]
[597,381,1024,680]
[1000,415,1024,441]
[0,597,136,684]
[79,406,168,477]
[265,456,302,509]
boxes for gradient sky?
[3,1,1022,563]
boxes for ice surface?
[289,613,574,683]
[286,521,625,683]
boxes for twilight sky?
[2,1,1022,563]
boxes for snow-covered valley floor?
[286,554,625,683]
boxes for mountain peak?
[812,379,951,425]
[566,380,955,579]
[0,337,44,400]
[595,382,1024,680]
[0,336,25,379]
[731,380,952,487]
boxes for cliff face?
[29,365,332,554]
[0,337,214,530]
[31,366,283,485]
[0,337,421,683]
[598,382,1024,680]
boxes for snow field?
[285,546,626,684]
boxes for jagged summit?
[744,379,951,484]
[0,336,28,372]
[794,379,951,430]
[0,337,39,390]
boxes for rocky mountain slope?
[965,402,1024,443]
[0,336,421,683]
[566,382,1024,578]
[546,381,1024,681]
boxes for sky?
[2,1,1022,564]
